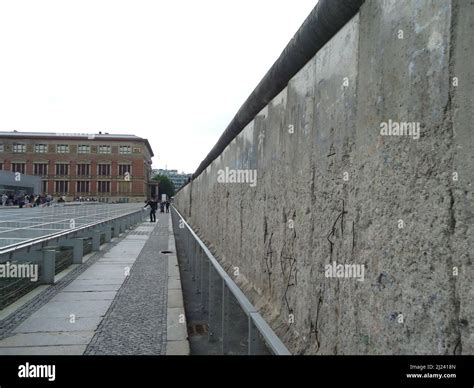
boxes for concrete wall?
[175,0,473,355]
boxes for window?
[97,164,111,176]
[56,144,69,153]
[98,145,111,154]
[0,144,4,152]
[0,163,3,170]
[97,181,111,193]
[55,181,69,194]
[35,144,48,153]
[119,145,131,154]
[13,144,26,153]
[11,163,26,174]
[42,181,48,194]
[77,145,90,154]
[118,181,131,193]
[77,164,90,176]
[55,163,69,176]
[133,147,141,154]
[118,164,131,177]
[34,163,48,176]
[76,181,90,193]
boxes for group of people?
[73,196,99,202]
[1,193,54,208]
[144,197,171,222]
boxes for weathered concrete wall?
[176,0,473,355]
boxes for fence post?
[201,254,209,314]
[101,225,112,243]
[60,238,84,264]
[221,282,230,355]
[248,315,264,355]
[91,229,101,251]
[113,221,120,238]
[208,266,223,346]
[195,245,201,295]
[39,249,56,285]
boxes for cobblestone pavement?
[84,213,169,355]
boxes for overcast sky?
[0,0,316,173]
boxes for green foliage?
[152,174,175,197]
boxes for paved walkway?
[0,212,189,355]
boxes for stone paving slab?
[97,257,136,262]
[13,316,102,333]
[103,246,143,256]
[31,300,111,318]
[167,289,184,309]
[166,215,190,355]
[77,266,128,279]
[50,291,117,302]
[166,308,188,342]
[122,235,149,240]
[66,279,125,286]
[95,260,135,266]
[166,341,190,355]
[0,345,87,355]
[168,277,182,290]
[61,284,123,292]
[0,331,94,347]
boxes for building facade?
[0,131,154,202]
[152,169,191,192]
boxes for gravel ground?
[84,213,169,355]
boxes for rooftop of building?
[0,131,154,156]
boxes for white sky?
[0,0,317,173]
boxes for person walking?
[165,200,170,213]
[144,197,158,222]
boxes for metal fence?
[171,206,291,355]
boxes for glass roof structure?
[0,203,143,251]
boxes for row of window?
[0,144,138,155]
[52,180,132,194]
[0,163,132,177]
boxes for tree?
[152,174,175,198]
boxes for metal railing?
[171,206,291,355]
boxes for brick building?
[0,131,155,202]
